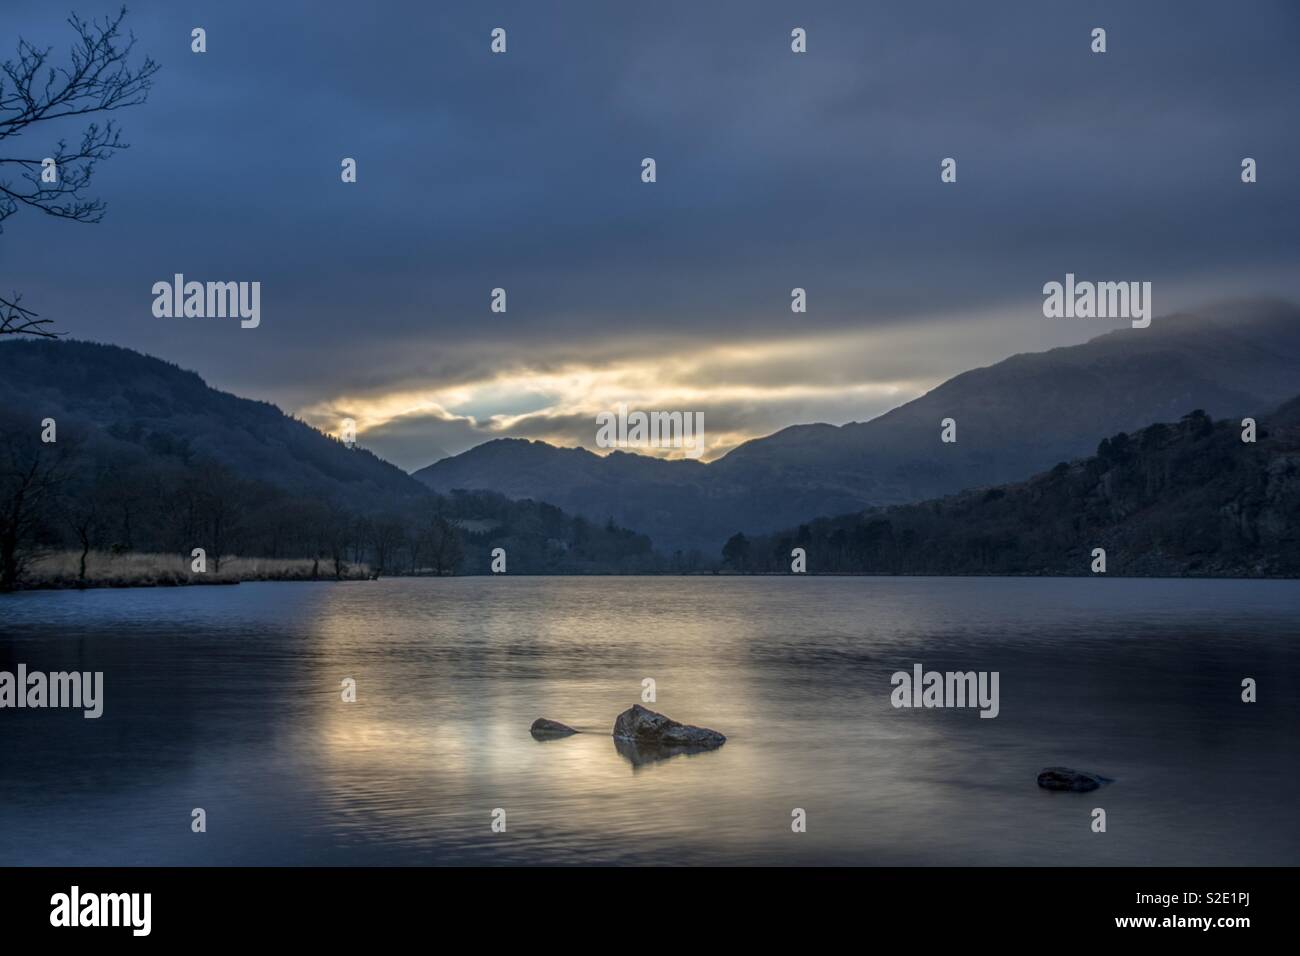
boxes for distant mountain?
[414,438,711,549]
[0,338,428,509]
[413,300,1300,552]
[728,399,1300,576]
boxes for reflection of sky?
[2,578,1298,863]
[299,577,1300,864]
[305,577,900,861]
[4,0,1299,468]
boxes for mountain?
[414,439,711,549]
[0,338,428,509]
[727,399,1300,576]
[0,338,663,585]
[413,299,1300,552]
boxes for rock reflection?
[612,734,726,770]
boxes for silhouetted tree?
[64,469,107,586]
[721,532,750,570]
[0,417,80,588]
[1,7,158,337]
[369,514,405,577]
[422,512,464,575]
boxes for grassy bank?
[15,551,372,590]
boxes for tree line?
[0,415,662,590]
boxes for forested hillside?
[724,402,1300,577]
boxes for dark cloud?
[4,0,1298,469]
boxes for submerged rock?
[611,705,726,749]
[530,718,579,739]
[1037,767,1113,792]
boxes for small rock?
[1037,767,1113,792]
[611,704,726,749]
[530,718,578,739]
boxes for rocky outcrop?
[530,718,579,739]
[1037,767,1113,792]
[611,705,726,748]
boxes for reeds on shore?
[20,551,371,590]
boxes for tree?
[404,522,424,574]
[721,531,750,570]
[0,294,54,338]
[97,458,147,552]
[0,418,80,589]
[1,7,158,337]
[369,514,406,577]
[319,502,352,579]
[422,512,464,575]
[65,473,106,586]
[197,465,248,574]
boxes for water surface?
[1,577,1296,865]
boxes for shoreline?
[5,568,1299,593]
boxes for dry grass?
[22,551,371,589]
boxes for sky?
[3,0,1298,470]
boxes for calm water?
[1,577,1297,866]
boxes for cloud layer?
[4,0,1298,469]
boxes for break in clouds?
[4,0,1300,470]
[294,306,1059,466]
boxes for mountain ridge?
[725,397,1300,576]
[414,299,1300,552]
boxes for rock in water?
[530,718,579,739]
[1037,767,1113,792]
[611,705,726,748]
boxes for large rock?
[1037,767,1113,792]
[611,705,726,748]
[530,718,578,739]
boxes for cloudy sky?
[4,0,1298,469]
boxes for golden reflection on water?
[304,578,791,859]
[116,577,1300,863]
[3,576,1295,864]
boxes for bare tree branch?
[0,291,60,337]
[0,6,157,337]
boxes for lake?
[1,576,1296,865]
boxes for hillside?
[727,400,1300,576]
[0,338,427,509]
[0,339,659,586]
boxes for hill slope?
[414,300,1300,552]
[731,400,1300,576]
[0,338,428,508]
[0,339,661,584]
